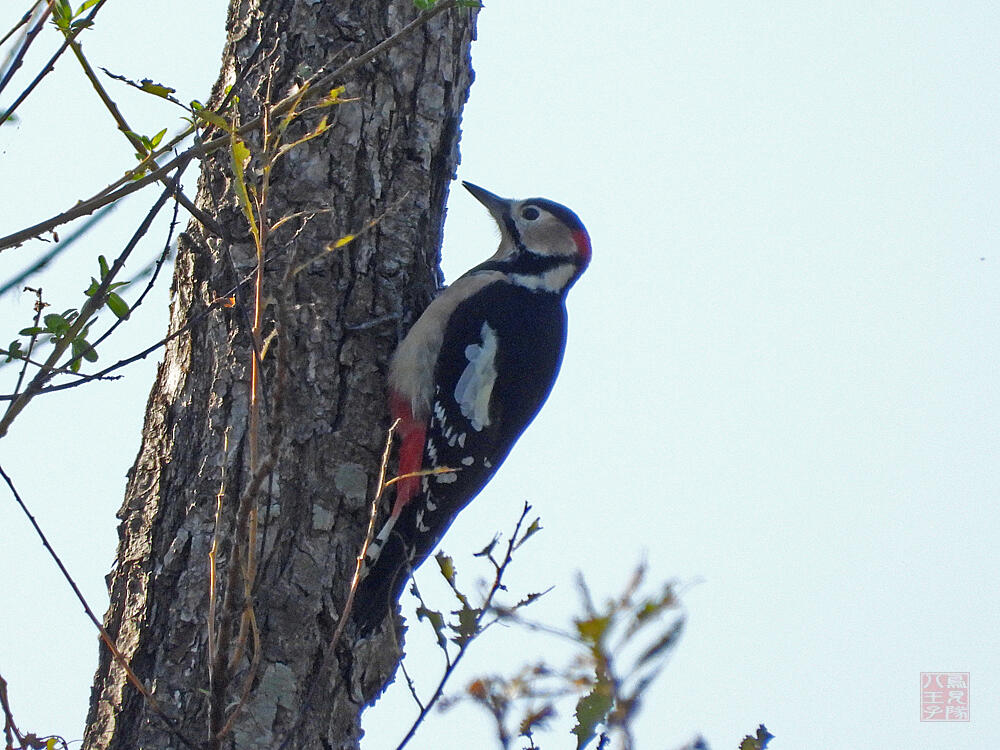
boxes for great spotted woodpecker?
[353,181,591,633]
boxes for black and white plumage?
[353,181,591,633]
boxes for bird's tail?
[350,527,412,635]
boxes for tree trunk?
[82,2,477,748]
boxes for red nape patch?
[572,229,592,266]
[388,393,426,517]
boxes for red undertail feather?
[389,392,426,518]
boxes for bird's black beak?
[463,181,512,224]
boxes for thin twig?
[0,270,250,403]
[207,432,228,686]
[398,659,426,713]
[0,0,464,252]
[61,34,225,238]
[0,203,119,298]
[0,163,184,438]
[0,671,25,749]
[395,504,533,750]
[0,2,42,50]
[0,144,193,252]
[330,419,402,651]
[10,286,44,398]
[74,195,181,363]
[0,463,196,749]
[0,1,50,101]
[0,345,116,383]
[0,0,110,126]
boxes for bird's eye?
[521,206,540,221]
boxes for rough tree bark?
[81,2,477,748]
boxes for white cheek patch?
[509,264,577,292]
[453,322,499,431]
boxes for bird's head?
[463,182,592,284]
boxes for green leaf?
[413,0,436,9]
[452,604,480,646]
[435,551,456,586]
[52,0,72,29]
[140,80,176,99]
[98,255,110,278]
[231,138,250,168]
[571,683,613,750]
[106,292,130,320]
[77,0,101,13]
[43,313,69,335]
[4,340,23,362]
[515,517,543,548]
[193,107,231,132]
[148,127,167,148]
[415,604,447,648]
[18,327,44,336]
[740,725,775,750]
[72,336,98,363]
[575,615,611,646]
[85,278,100,296]
[69,340,86,371]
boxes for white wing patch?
[453,322,499,431]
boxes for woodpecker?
[352,181,591,633]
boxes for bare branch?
[0,2,43,51]
[395,503,534,750]
[0,1,50,102]
[0,160,188,438]
[0,463,196,748]
[0,0,111,126]
[0,0,463,252]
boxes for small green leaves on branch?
[6,255,131,373]
[99,68,181,105]
[442,563,688,750]
[190,101,231,132]
[123,128,168,161]
[395,504,544,750]
[3,341,24,363]
[85,254,131,320]
[572,679,614,750]
[739,725,774,750]
[51,0,100,32]
[18,309,96,373]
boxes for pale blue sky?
[1,2,998,749]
